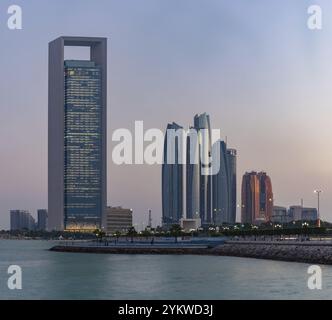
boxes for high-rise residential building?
[37,209,48,231]
[10,210,36,231]
[162,122,184,226]
[106,207,133,234]
[241,171,273,224]
[186,113,212,225]
[48,37,107,232]
[212,141,237,224]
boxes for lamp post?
[314,190,322,228]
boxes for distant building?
[227,149,237,224]
[10,210,35,231]
[212,141,237,224]
[288,206,318,222]
[289,206,303,221]
[106,207,133,234]
[37,209,48,231]
[301,207,318,221]
[241,172,273,224]
[180,218,201,232]
[162,122,184,226]
[272,206,289,223]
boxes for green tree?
[94,229,106,242]
[127,226,137,243]
[170,224,182,243]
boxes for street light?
[314,190,322,228]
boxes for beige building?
[180,218,201,232]
[106,207,133,234]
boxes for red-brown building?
[241,172,273,224]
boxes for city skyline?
[1,0,332,229]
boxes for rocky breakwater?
[211,241,332,265]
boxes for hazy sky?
[1,0,332,229]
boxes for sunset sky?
[1,0,332,229]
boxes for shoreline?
[50,241,332,265]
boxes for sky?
[1,0,332,229]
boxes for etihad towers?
[162,122,184,226]
[212,141,237,224]
[48,37,107,231]
[162,113,237,227]
[186,113,212,224]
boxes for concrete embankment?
[50,241,332,265]
[50,245,208,255]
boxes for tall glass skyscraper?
[186,127,200,219]
[212,141,237,224]
[227,148,237,224]
[48,37,107,231]
[162,122,184,226]
[187,113,212,224]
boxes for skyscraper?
[186,127,200,220]
[162,122,184,226]
[48,37,107,231]
[186,113,212,224]
[258,172,273,222]
[241,171,273,224]
[37,209,48,231]
[227,149,237,224]
[212,141,237,224]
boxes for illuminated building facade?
[48,37,107,231]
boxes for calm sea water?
[0,240,332,299]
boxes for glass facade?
[63,60,102,231]
[162,122,184,226]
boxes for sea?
[0,240,331,300]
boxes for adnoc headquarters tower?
[48,37,107,231]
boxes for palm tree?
[94,229,106,242]
[127,226,137,243]
[170,224,182,243]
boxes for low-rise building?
[301,207,318,221]
[106,206,133,234]
[272,206,289,223]
[288,206,318,222]
[180,218,201,232]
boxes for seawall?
[50,241,332,265]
